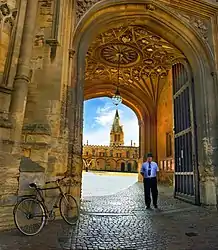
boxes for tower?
[110,110,124,146]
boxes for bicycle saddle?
[29,183,37,188]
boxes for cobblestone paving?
[1,183,218,250]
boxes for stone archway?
[70,0,218,206]
[127,163,132,172]
[121,162,125,172]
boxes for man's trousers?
[143,177,158,207]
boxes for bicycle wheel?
[59,194,79,225]
[14,198,46,236]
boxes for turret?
[110,109,124,146]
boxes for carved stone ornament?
[76,1,156,20]
[0,1,17,27]
[76,0,101,20]
[0,110,12,128]
[85,25,184,102]
[69,49,75,59]
[145,4,156,11]
[34,28,45,47]
[167,7,209,40]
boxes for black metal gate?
[172,62,200,205]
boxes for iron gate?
[172,62,200,205]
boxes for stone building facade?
[0,0,218,229]
[83,110,139,172]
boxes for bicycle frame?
[32,180,67,216]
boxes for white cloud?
[83,126,111,146]
[122,118,139,146]
[95,109,115,127]
[83,100,139,146]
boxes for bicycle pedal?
[53,205,58,208]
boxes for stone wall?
[0,0,77,230]
[0,0,26,231]
[22,0,74,179]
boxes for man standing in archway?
[140,153,159,209]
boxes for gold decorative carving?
[97,43,142,67]
[85,25,183,103]
[86,25,182,81]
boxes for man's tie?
[148,162,151,177]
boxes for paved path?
[1,182,218,249]
[81,171,138,197]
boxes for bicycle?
[13,176,79,236]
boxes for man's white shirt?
[140,161,159,178]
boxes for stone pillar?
[9,0,39,153]
[66,49,83,202]
[138,120,144,182]
[138,115,151,182]
[150,113,157,161]
[139,120,146,158]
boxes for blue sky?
[83,97,139,146]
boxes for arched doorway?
[127,163,132,172]
[95,158,106,171]
[71,1,216,206]
[121,162,125,172]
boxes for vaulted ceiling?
[84,25,184,116]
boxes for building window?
[166,132,172,157]
[92,150,95,156]
[110,150,113,157]
[126,151,130,158]
[86,152,88,156]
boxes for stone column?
[138,120,144,182]
[139,120,145,158]
[9,0,39,153]
[150,113,157,161]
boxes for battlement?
[83,144,139,149]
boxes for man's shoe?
[146,206,151,209]
[154,205,158,209]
